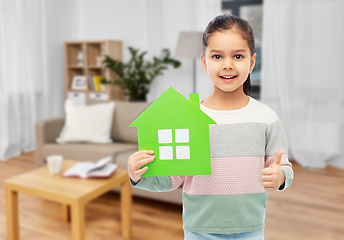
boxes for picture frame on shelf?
[71,76,87,90]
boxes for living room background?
[1,0,344,170]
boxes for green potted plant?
[102,47,181,101]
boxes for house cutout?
[130,87,216,177]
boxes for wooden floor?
[0,151,343,240]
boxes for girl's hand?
[128,150,155,183]
[261,150,285,191]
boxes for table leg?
[71,204,85,240]
[120,179,132,238]
[62,204,71,222]
[6,188,19,240]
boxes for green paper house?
[130,87,216,177]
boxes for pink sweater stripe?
[170,176,185,190]
[183,156,266,195]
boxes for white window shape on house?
[158,129,172,143]
[175,129,189,143]
[159,146,173,160]
[176,146,190,159]
[158,128,190,160]
[176,129,190,159]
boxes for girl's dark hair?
[202,14,255,96]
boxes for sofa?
[35,100,183,204]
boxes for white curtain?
[261,0,344,168]
[145,0,221,102]
[0,0,51,161]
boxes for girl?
[128,14,293,240]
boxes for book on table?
[62,156,118,178]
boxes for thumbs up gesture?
[262,150,285,191]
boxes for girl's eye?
[212,55,221,60]
[234,54,243,59]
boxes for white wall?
[78,0,149,62]
[46,0,79,116]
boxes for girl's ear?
[249,53,257,74]
[201,53,208,73]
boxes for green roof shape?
[130,87,216,177]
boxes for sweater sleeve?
[130,175,185,192]
[265,119,294,191]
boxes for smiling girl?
[200,15,256,110]
[128,14,293,240]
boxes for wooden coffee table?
[5,160,132,240]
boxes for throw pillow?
[56,99,115,143]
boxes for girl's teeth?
[222,76,234,79]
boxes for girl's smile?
[219,75,237,82]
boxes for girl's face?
[201,29,256,95]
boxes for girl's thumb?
[272,150,283,166]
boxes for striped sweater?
[131,97,293,234]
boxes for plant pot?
[100,84,107,92]
[129,97,147,102]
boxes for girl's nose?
[222,58,233,70]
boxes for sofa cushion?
[56,99,115,143]
[111,101,151,143]
[43,142,137,163]
[115,149,138,169]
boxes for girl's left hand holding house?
[128,150,155,183]
[261,150,285,191]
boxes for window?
[222,0,263,99]
[158,129,190,160]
